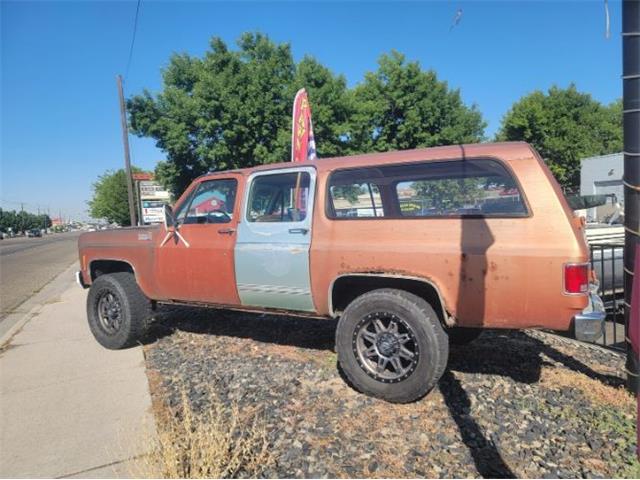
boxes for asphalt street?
[0,232,81,320]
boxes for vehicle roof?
[198,141,534,181]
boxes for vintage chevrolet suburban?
[77,142,605,402]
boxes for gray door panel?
[234,167,316,311]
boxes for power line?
[124,0,142,81]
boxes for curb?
[0,261,79,347]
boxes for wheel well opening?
[331,275,448,324]
[90,260,134,281]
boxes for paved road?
[0,232,81,319]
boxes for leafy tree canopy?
[496,85,622,190]
[88,167,141,226]
[128,34,486,197]
[350,51,486,152]
[129,33,353,195]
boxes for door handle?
[288,228,309,235]
[217,228,236,235]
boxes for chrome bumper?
[75,271,88,289]
[573,291,605,342]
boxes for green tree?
[128,36,485,197]
[293,56,353,158]
[129,34,347,197]
[496,85,622,190]
[88,168,141,226]
[349,51,485,153]
[0,209,51,233]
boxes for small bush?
[138,388,272,478]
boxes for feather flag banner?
[291,88,317,162]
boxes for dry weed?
[136,387,273,478]
[540,367,634,409]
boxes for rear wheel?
[87,272,151,349]
[336,288,449,403]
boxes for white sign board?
[140,200,166,224]
[138,181,170,224]
[139,181,170,201]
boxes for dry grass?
[540,367,634,409]
[136,386,273,479]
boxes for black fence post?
[622,0,639,394]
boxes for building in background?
[579,153,624,224]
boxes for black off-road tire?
[87,272,151,350]
[447,327,483,345]
[336,288,449,403]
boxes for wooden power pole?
[116,74,137,227]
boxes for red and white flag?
[291,88,317,162]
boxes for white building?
[579,153,624,223]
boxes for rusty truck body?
[77,142,605,402]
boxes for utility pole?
[116,74,137,227]
[622,0,639,394]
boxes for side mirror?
[163,204,176,230]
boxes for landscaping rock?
[144,306,636,478]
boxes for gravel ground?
[143,306,638,479]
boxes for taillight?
[564,263,589,294]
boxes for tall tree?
[88,167,141,226]
[293,56,353,158]
[349,51,485,152]
[496,85,622,190]
[129,34,354,197]
[128,36,485,197]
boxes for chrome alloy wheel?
[97,291,123,335]
[352,312,420,383]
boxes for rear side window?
[330,183,384,218]
[327,158,527,219]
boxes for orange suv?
[77,142,605,402]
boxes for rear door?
[234,167,316,311]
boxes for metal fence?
[589,242,626,352]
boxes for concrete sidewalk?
[0,263,155,478]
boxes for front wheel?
[336,288,449,403]
[87,272,151,349]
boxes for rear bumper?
[75,271,88,289]
[572,291,605,342]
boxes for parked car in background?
[26,229,42,238]
[77,142,605,403]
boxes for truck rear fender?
[328,273,452,326]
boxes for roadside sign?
[132,172,154,181]
[141,199,166,224]
[138,180,170,224]
[139,181,170,201]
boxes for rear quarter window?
[327,158,528,219]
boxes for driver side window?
[181,179,237,225]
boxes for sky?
[1,0,623,221]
